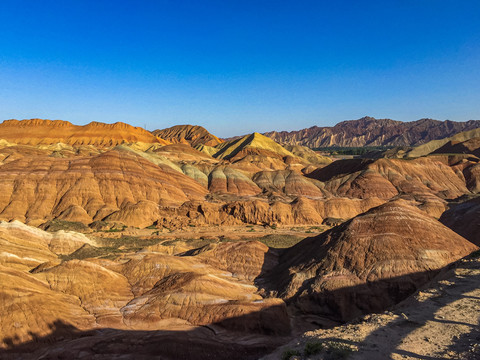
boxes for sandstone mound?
[108,250,290,334]
[0,119,169,147]
[36,260,133,326]
[208,166,261,195]
[212,132,296,160]
[261,200,477,321]
[308,157,468,201]
[406,127,480,158]
[433,137,480,157]
[0,150,208,225]
[0,222,291,356]
[283,144,332,165]
[0,265,96,347]
[153,124,223,147]
[0,220,96,270]
[181,240,277,281]
[253,170,326,197]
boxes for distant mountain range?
[263,117,480,148]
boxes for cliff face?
[264,117,480,147]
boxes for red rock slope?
[261,200,477,322]
[0,119,170,146]
[153,124,223,147]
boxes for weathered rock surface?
[265,117,480,148]
[0,220,96,270]
[0,150,208,225]
[0,265,96,347]
[0,223,291,357]
[0,119,169,147]
[153,124,224,147]
[37,260,133,326]
[213,132,296,160]
[264,254,480,360]
[261,200,477,322]
[308,157,469,201]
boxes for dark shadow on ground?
[284,256,480,360]
[0,306,290,360]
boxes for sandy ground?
[263,255,480,360]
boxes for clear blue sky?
[0,0,479,137]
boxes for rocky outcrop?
[0,220,96,270]
[308,157,469,201]
[212,132,296,160]
[153,197,384,228]
[208,166,261,195]
[433,137,480,158]
[0,223,290,357]
[153,125,223,147]
[0,150,208,225]
[264,117,480,148]
[120,252,288,334]
[260,200,477,322]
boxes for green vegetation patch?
[314,146,393,156]
[60,235,165,261]
[281,348,301,360]
[41,219,89,233]
[255,234,304,248]
[304,340,324,356]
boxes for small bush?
[304,340,324,356]
[281,348,300,360]
[326,342,354,359]
[471,249,480,258]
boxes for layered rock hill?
[0,222,290,359]
[404,127,480,158]
[153,124,224,147]
[1,118,480,229]
[0,149,208,226]
[259,200,478,322]
[212,132,296,160]
[306,156,473,217]
[264,117,480,148]
[2,200,476,359]
[433,137,480,158]
[0,119,170,147]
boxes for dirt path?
[264,255,480,360]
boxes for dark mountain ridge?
[264,116,480,148]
